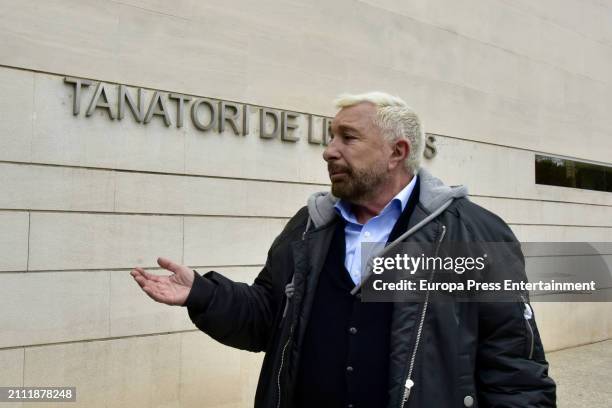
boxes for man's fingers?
[130,264,182,305]
[157,257,183,275]
[132,272,147,288]
[131,267,164,283]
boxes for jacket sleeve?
[458,199,557,406]
[476,300,557,407]
[181,207,308,353]
[182,254,280,352]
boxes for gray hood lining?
[306,168,468,230]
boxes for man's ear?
[389,139,410,170]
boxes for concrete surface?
[547,339,612,407]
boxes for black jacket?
[183,168,556,407]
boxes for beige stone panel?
[501,0,607,46]
[31,72,186,173]
[355,0,429,22]
[180,331,251,408]
[0,68,33,163]
[427,0,609,81]
[110,268,192,337]
[28,212,182,271]
[512,54,566,110]
[0,0,119,80]
[106,334,181,408]
[116,3,248,103]
[484,1,542,58]
[0,212,29,272]
[535,73,612,164]
[423,0,492,40]
[253,29,347,88]
[424,0,609,84]
[394,74,541,155]
[236,3,354,89]
[244,51,347,116]
[0,163,115,212]
[111,266,259,338]
[336,0,607,121]
[560,68,612,136]
[0,349,23,408]
[0,348,24,386]
[602,4,612,46]
[352,0,546,92]
[23,334,181,408]
[329,2,397,72]
[239,350,265,407]
[536,17,587,78]
[384,2,525,101]
[188,2,348,113]
[533,183,612,211]
[0,160,326,215]
[115,171,324,216]
[582,36,612,85]
[0,271,109,348]
[469,196,612,228]
[193,0,322,34]
[23,340,110,408]
[532,302,612,352]
[453,35,523,102]
[552,303,610,349]
[509,225,612,242]
[184,217,286,267]
[531,302,572,351]
[116,0,196,19]
[198,2,369,113]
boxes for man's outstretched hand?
[130,257,195,306]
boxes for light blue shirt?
[334,175,418,286]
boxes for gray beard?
[331,166,388,204]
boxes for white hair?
[334,92,425,174]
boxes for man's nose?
[323,138,340,162]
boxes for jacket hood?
[306,168,468,229]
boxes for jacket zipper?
[520,296,535,359]
[400,224,447,408]
[525,318,535,359]
[276,323,294,408]
[277,221,311,408]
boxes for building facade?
[0,0,611,406]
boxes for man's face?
[323,102,392,203]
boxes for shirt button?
[346,366,354,373]
[463,395,474,407]
[364,231,371,238]
[348,327,358,335]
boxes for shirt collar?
[334,174,418,225]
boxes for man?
[131,92,556,407]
